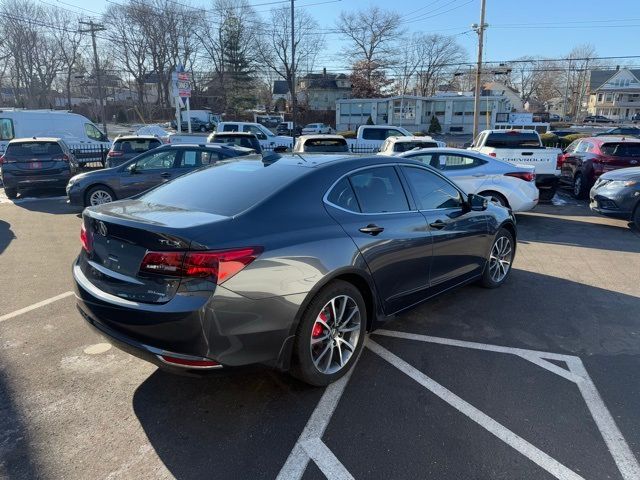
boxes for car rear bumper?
[1,172,70,190]
[73,259,303,371]
[535,173,559,189]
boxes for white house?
[587,68,640,121]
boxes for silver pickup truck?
[469,129,562,202]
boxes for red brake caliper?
[312,311,328,338]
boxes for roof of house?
[273,80,289,95]
[589,69,640,91]
[300,72,351,90]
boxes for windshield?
[113,139,161,153]
[485,132,541,148]
[303,139,348,152]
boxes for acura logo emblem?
[96,221,108,237]
[631,160,638,165]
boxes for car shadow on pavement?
[0,220,16,255]
[0,369,42,479]
[10,195,80,216]
[517,212,640,253]
[132,367,323,480]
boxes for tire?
[538,186,556,203]
[480,228,515,288]
[85,185,116,207]
[479,190,508,208]
[291,280,367,386]
[4,188,17,199]
[572,173,588,199]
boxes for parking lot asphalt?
[1,189,639,480]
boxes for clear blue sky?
[62,0,640,70]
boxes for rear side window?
[601,143,640,157]
[113,139,161,153]
[361,128,384,140]
[140,160,303,216]
[222,124,239,132]
[327,177,359,212]
[6,141,63,157]
[485,132,541,148]
[303,139,348,152]
[349,166,409,213]
[440,154,487,170]
[0,118,14,140]
[178,150,224,167]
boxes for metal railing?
[67,143,108,167]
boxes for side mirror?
[468,193,488,211]
[127,163,137,174]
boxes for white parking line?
[368,339,586,480]
[0,291,74,323]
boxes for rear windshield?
[485,132,541,148]
[139,160,303,216]
[393,141,437,152]
[601,142,640,157]
[6,141,63,157]
[303,139,348,152]
[113,139,161,153]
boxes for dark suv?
[106,135,162,168]
[0,138,77,199]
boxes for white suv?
[301,123,334,135]
[378,136,446,155]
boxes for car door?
[118,149,180,198]
[561,140,589,181]
[437,152,490,194]
[400,165,490,290]
[324,165,433,314]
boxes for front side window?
[134,150,178,171]
[402,166,463,210]
[440,154,487,171]
[242,125,267,140]
[84,123,104,141]
[349,166,409,213]
[0,118,15,140]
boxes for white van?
[0,109,111,164]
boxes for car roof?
[583,136,640,144]
[9,136,63,143]
[387,136,436,142]
[297,134,345,141]
[114,135,160,141]
[213,132,256,137]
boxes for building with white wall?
[336,92,514,134]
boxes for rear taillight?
[0,155,15,164]
[505,171,536,182]
[556,153,564,170]
[107,151,123,157]
[139,247,262,284]
[488,152,497,157]
[53,154,70,162]
[80,223,93,253]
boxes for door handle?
[472,173,486,177]
[359,224,384,235]
[429,220,447,230]
[160,172,172,178]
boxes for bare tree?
[258,5,324,114]
[49,8,86,109]
[415,34,467,96]
[336,6,402,96]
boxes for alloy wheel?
[489,236,513,283]
[310,295,361,375]
[89,190,113,206]
[574,176,582,197]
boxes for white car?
[378,135,446,155]
[301,123,334,135]
[293,135,349,153]
[399,147,539,212]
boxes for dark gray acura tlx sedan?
[73,155,517,386]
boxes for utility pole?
[79,20,108,136]
[562,57,572,121]
[290,0,296,145]
[472,0,488,141]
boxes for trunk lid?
[80,200,228,303]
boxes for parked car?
[66,143,252,207]
[276,121,302,136]
[344,125,414,153]
[590,167,640,226]
[73,154,516,386]
[106,135,162,168]
[398,148,538,212]
[0,137,77,199]
[301,123,334,135]
[548,114,562,122]
[216,122,292,149]
[548,129,578,138]
[172,118,213,132]
[583,115,615,124]
[632,113,640,123]
[594,127,640,138]
[207,132,262,154]
[292,135,349,153]
[377,135,445,155]
[558,136,640,198]
[469,129,561,202]
[0,110,110,164]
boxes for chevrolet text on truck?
[469,129,562,202]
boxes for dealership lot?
[1,192,639,480]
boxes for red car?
[558,136,640,198]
